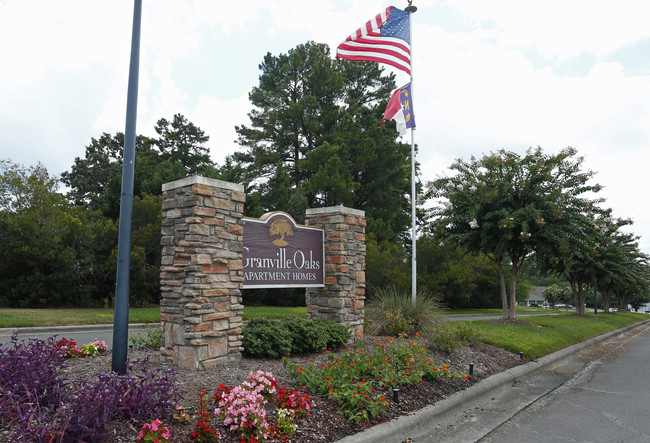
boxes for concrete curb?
[336,319,650,443]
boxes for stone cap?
[306,206,365,217]
[162,175,244,193]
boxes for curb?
[335,319,650,443]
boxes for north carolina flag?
[379,83,415,135]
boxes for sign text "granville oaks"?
[242,212,324,289]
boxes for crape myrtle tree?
[588,216,639,312]
[536,209,649,315]
[536,210,601,315]
[628,265,650,311]
[231,41,412,242]
[426,147,601,318]
[612,256,650,312]
[594,219,650,312]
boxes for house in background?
[518,286,547,308]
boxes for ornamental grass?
[364,286,445,336]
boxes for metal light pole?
[112,0,142,375]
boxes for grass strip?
[464,312,647,359]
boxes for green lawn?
[0,306,308,328]
[241,306,306,320]
[457,312,647,359]
[0,307,162,328]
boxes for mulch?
[53,336,525,442]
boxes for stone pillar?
[159,176,245,370]
[305,207,366,337]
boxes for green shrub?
[383,309,415,336]
[454,322,481,347]
[242,318,292,359]
[428,322,482,354]
[243,317,351,358]
[364,286,444,336]
[285,317,328,353]
[428,324,464,353]
[316,319,351,348]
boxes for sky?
[1,0,649,252]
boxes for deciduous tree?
[0,160,115,306]
[427,147,601,318]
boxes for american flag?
[337,6,411,75]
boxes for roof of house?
[528,286,546,302]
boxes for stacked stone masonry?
[305,207,366,337]
[159,176,245,370]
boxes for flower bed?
[1,333,525,442]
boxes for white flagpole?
[406,3,417,304]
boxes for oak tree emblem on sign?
[269,218,294,247]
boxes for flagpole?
[335,3,417,302]
[405,3,417,304]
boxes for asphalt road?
[478,321,650,442]
[445,311,564,321]
[0,324,153,349]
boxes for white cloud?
[443,0,650,61]
[191,93,251,164]
[1,0,650,253]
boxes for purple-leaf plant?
[0,334,182,442]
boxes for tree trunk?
[622,294,629,311]
[571,284,578,312]
[508,259,518,319]
[496,260,508,318]
[576,283,585,315]
[603,290,610,313]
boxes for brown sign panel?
[242,212,325,288]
